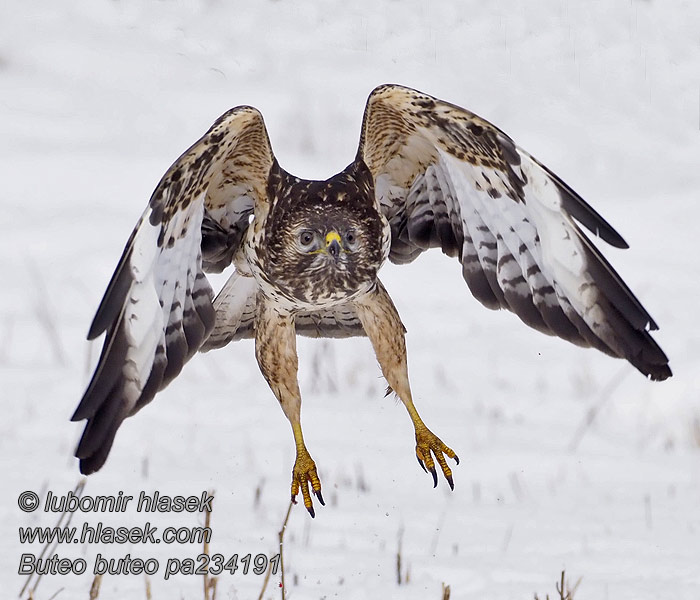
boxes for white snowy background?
[2,1,699,598]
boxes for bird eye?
[345,230,357,246]
[299,230,315,247]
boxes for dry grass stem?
[534,570,581,600]
[396,525,404,585]
[203,490,217,600]
[88,575,102,599]
[278,500,294,600]
[20,479,87,599]
[258,499,294,600]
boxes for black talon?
[429,467,438,488]
[446,475,454,491]
[315,490,325,506]
[307,506,315,518]
[291,495,297,505]
[416,455,427,472]
[454,455,460,465]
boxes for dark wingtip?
[73,397,126,477]
[70,407,85,422]
[78,457,99,476]
[648,364,672,382]
[87,243,135,341]
[594,224,629,250]
[543,160,630,250]
[77,441,112,475]
[86,323,101,341]
[629,327,672,382]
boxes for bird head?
[262,161,387,306]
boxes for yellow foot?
[414,424,459,490]
[291,447,324,518]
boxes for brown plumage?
[72,84,671,516]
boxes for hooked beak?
[325,231,342,260]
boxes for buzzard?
[72,85,671,517]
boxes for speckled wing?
[72,106,275,474]
[357,84,671,381]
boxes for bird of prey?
[72,84,671,517]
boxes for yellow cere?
[325,231,342,246]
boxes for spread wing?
[72,106,275,474]
[357,84,671,381]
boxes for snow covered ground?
[2,1,699,598]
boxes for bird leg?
[354,282,459,489]
[255,297,324,517]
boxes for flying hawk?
[72,85,671,517]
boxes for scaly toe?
[414,426,459,490]
[291,450,323,518]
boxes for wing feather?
[357,84,670,380]
[72,106,274,473]
[199,270,258,350]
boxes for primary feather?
[357,84,670,380]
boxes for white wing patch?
[359,84,669,379]
[435,149,607,345]
[122,208,162,397]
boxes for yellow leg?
[290,423,324,517]
[404,401,459,489]
[355,282,459,489]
